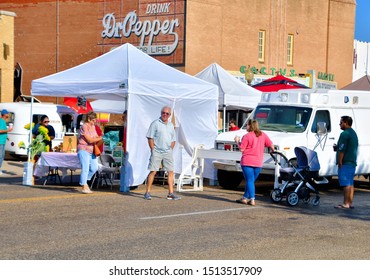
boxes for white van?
[0,102,79,157]
[213,89,370,188]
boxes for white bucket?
[22,161,34,186]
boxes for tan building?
[0,10,16,103]
[185,0,355,85]
[0,0,356,103]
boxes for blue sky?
[355,0,370,42]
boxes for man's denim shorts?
[338,164,356,187]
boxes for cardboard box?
[63,135,77,152]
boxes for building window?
[258,30,266,63]
[287,34,294,65]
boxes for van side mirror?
[317,122,327,135]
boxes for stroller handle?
[269,150,289,166]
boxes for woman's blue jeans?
[241,165,262,200]
[78,150,98,186]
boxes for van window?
[32,114,55,126]
[61,114,74,131]
[250,105,312,133]
[6,112,15,125]
[32,114,43,124]
[311,110,331,133]
[76,115,84,130]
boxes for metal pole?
[27,96,34,162]
[55,0,59,104]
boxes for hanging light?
[244,65,254,86]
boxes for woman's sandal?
[247,200,256,206]
[81,188,93,194]
[236,198,248,205]
[334,204,352,210]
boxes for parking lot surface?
[1,158,370,260]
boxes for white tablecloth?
[34,152,81,177]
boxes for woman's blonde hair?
[247,119,262,137]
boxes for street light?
[245,65,254,86]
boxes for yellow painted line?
[0,192,116,204]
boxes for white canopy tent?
[31,43,219,189]
[196,63,261,110]
[196,63,261,131]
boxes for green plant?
[18,123,50,161]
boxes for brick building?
[0,10,16,103]
[0,0,356,103]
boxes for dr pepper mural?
[101,0,186,66]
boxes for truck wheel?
[217,170,243,189]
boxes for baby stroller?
[270,146,321,207]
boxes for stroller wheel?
[286,192,299,207]
[312,196,320,206]
[270,189,283,203]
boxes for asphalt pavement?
[1,156,370,260]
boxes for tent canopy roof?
[196,63,261,110]
[32,43,217,101]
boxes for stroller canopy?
[294,146,320,171]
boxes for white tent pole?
[27,97,34,162]
[223,105,226,132]
[120,93,130,193]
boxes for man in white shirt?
[144,106,180,200]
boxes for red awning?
[252,75,309,92]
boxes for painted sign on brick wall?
[101,0,186,66]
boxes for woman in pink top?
[234,119,274,206]
[77,111,103,194]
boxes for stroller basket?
[280,167,297,181]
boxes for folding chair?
[91,154,118,190]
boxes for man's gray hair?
[161,106,172,114]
